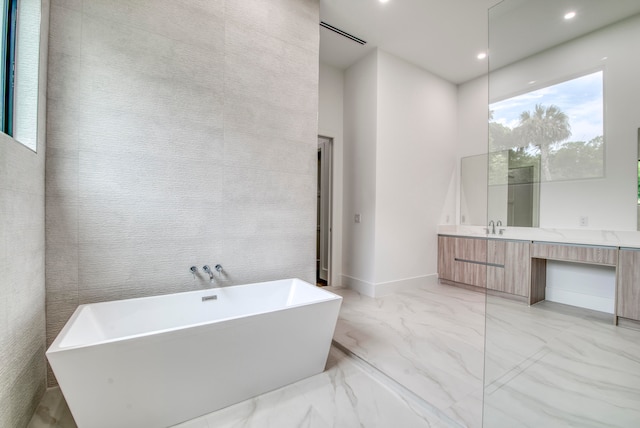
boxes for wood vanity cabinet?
[438,235,530,297]
[617,249,640,322]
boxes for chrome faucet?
[488,220,495,235]
[496,220,504,235]
[202,265,214,281]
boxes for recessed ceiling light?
[477,52,487,60]
[379,0,390,3]
[564,11,576,20]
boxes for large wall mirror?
[461,1,640,231]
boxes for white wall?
[318,63,344,287]
[375,50,457,284]
[342,50,458,295]
[457,76,489,159]
[545,260,615,313]
[343,51,379,289]
[457,76,489,224]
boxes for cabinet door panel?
[617,249,640,321]
[455,237,487,263]
[454,237,487,287]
[504,241,530,297]
[438,236,455,281]
[454,260,486,288]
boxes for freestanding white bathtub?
[46,278,342,428]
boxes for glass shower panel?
[484,1,640,426]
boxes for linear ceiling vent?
[319,21,367,45]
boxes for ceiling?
[319,0,640,85]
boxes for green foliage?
[489,105,603,183]
[549,136,604,180]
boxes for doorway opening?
[317,136,333,286]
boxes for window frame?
[1,0,18,136]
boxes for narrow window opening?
[1,0,18,136]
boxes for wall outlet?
[354,213,361,223]
[579,216,589,227]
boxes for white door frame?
[318,136,333,284]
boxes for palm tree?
[515,104,571,181]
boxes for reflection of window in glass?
[1,0,18,136]
[489,71,604,182]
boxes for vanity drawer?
[454,237,487,263]
[531,242,617,266]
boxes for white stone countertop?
[437,225,640,249]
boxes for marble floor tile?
[332,280,486,426]
[335,279,640,428]
[176,346,449,428]
[29,347,450,428]
[26,387,77,428]
[484,297,640,427]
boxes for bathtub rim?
[47,278,342,354]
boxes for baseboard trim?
[374,274,437,297]
[341,275,376,297]
[342,274,437,297]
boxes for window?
[489,70,604,182]
[1,0,17,136]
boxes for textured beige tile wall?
[0,0,49,425]
[0,137,47,427]
[45,0,319,386]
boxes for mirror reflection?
[490,71,604,182]
[461,3,640,230]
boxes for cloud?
[490,71,603,139]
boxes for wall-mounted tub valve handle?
[190,266,198,278]
[215,264,223,274]
[202,265,214,281]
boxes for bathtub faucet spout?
[202,265,214,281]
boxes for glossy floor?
[28,346,448,428]
[483,296,640,427]
[332,281,486,427]
[333,281,640,427]
[29,278,640,427]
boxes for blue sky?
[490,71,603,143]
